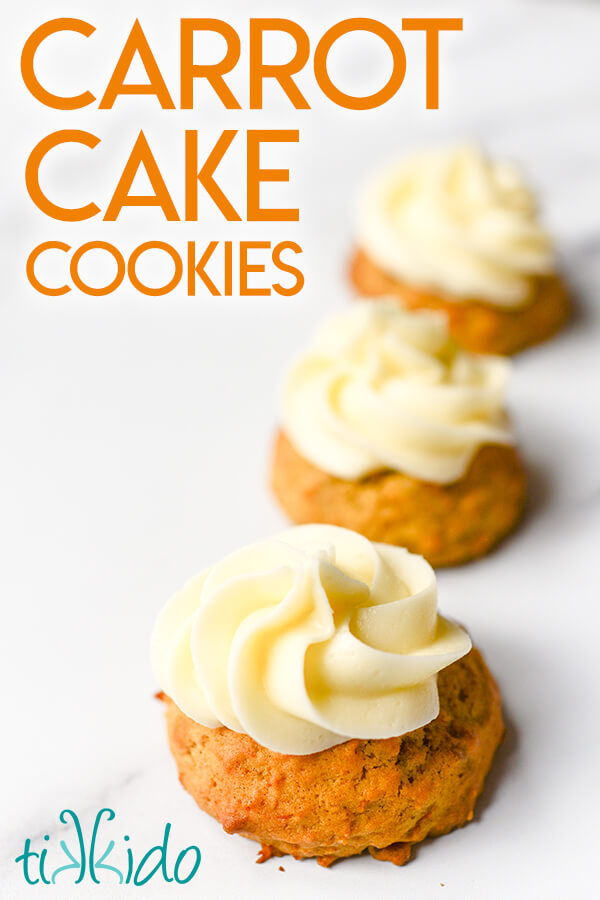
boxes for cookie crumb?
[256,844,274,863]
[279,866,285,872]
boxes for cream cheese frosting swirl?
[282,302,514,484]
[357,145,554,307]
[152,525,471,755]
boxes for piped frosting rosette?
[357,145,554,307]
[282,301,515,484]
[152,525,471,755]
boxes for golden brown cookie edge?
[161,647,505,866]
[270,430,527,567]
[349,248,570,355]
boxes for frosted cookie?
[152,525,503,866]
[350,146,569,354]
[271,302,526,567]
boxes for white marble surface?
[1,0,599,897]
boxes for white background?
[1,1,599,897]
